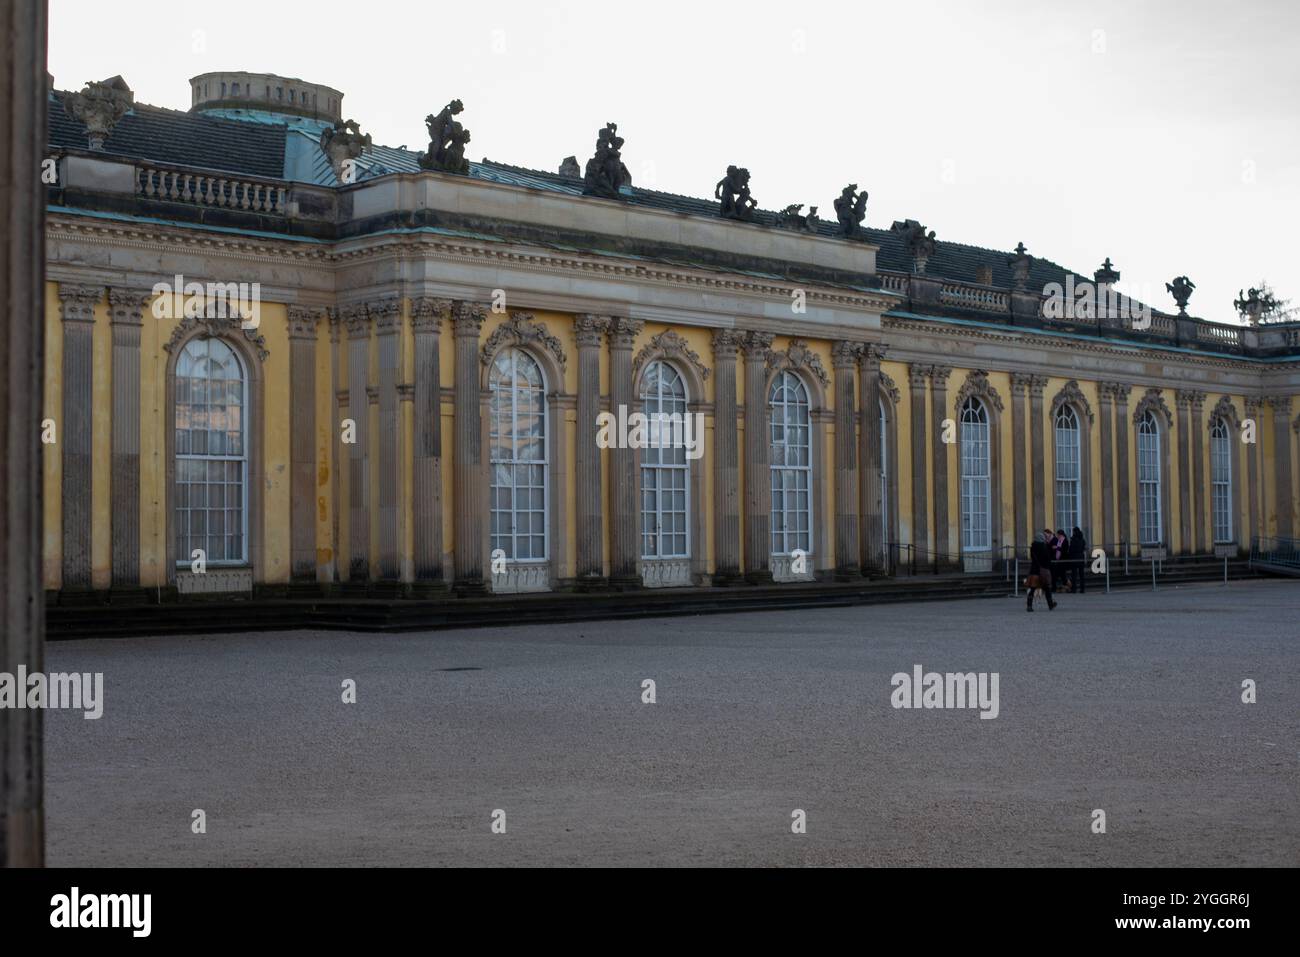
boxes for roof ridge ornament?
[1166,275,1195,316]
[63,77,133,150]
[1008,242,1033,291]
[716,165,757,221]
[834,184,868,239]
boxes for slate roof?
[47,90,1127,305]
[49,91,287,179]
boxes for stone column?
[1174,390,1193,553]
[574,315,609,585]
[1271,396,1294,539]
[1245,397,1261,543]
[1009,373,1030,551]
[1028,374,1048,536]
[342,305,370,582]
[2,0,49,866]
[58,284,99,591]
[1114,384,1132,553]
[711,330,743,584]
[607,317,644,587]
[287,306,321,582]
[327,309,342,583]
[107,288,147,588]
[742,331,775,583]
[372,298,402,581]
[930,365,952,565]
[858,345,884,574]
[411,298,449,585]
[1098,383,1115,552]
[831,341,860,579]
[908,364,930,565]
[1190,391,1207,552]
[452,301,487,592]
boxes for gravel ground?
[43,579,1300,866]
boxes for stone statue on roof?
[419,99,471,175]
[319,118,372,185]
[716,165,757,222]
[834,184,868,238]
[582,123,632,199]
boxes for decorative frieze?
[481,311,567,373]
[767,338,830,388]
[633,329,711,383]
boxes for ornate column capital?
[1244,395,1263,416]
[608,316,644,349]
[58,283,101,323]
[1009,371,1033,394]
[573,313,611,346]
[340,303,370,339]
[1173,388,1206,411]
[1268,395,1293,415]
[107,287,151,326]
[368,297,403,334]
[711,328,744,359]
[1112,382,1132,403]
[740,330,775,359]
[410,297,452,333]
[929,364,953,386]
[831,340,864,369]
[1026,374,1048,397]
[451,300,487,338]
[908,363,932,388]
[286,304,326,340]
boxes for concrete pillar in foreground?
[452,301,487,592]
[831,341,860,579]
[607,316,644,587]
[742,331,775,583]
[1,0,49,867]
[711,329,742,584]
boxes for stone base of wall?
[491,562,551,594]
[640,559,691,588]
[176,568,253,595]
[771,554,816,583]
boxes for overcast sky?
[51,0,1300,324]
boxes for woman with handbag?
[1027,529,1057,612]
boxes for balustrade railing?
[137,164,289,214]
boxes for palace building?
[42,71,1300,603]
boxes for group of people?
[1026,527,1087,612]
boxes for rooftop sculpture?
[834,184,868,238]
[773,203,820,233]
[716,165,757,221]
[319,119,372,184]
[1166,275,1195,315]
[419,99,471,175]
[582,123,632,199]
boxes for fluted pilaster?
[1009,373,1030,551]
[1028,374,1048,535]
[286,305,322,581]
[574,314,609,583]
[908,364,930,561]
[608,316,644,586]
[108,287,148,587]
[1114,384,1133,552]
[742,331,775,582]
[832,341,860,578]
[452,301,487,592]
[859,345,885,573]
[1097,383,1115,551]
[371,298,403,580]
[411,298,449,583]
[1270,396,1294,538]
[342,304,370,581]
[58,284,100,590]
[712,329,743,583]
[930,365,953,564]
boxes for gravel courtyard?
[44,580,1299,867]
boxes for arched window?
[1137,410,1162,544]
[1054,403,1082,531]
[1211,417,1233,543]
[489,348,547,561]
[231,82,240,96]
[640,361,689,559]
[960,397,990,552]
[175,338,247,565]
[769,371,812,555]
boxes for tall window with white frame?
[960,397,991,556]
[640,360,689,560]
[175,337,248,566]
[1137,410,1162,544]
[489,348,548,563]
[1054,403,1082,532]
[1210,416,1233,543]
[769,371,812,556]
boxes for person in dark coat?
[1051,529,1068,591]
[1069,527,1087,593]
[1028,529,1057,612]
